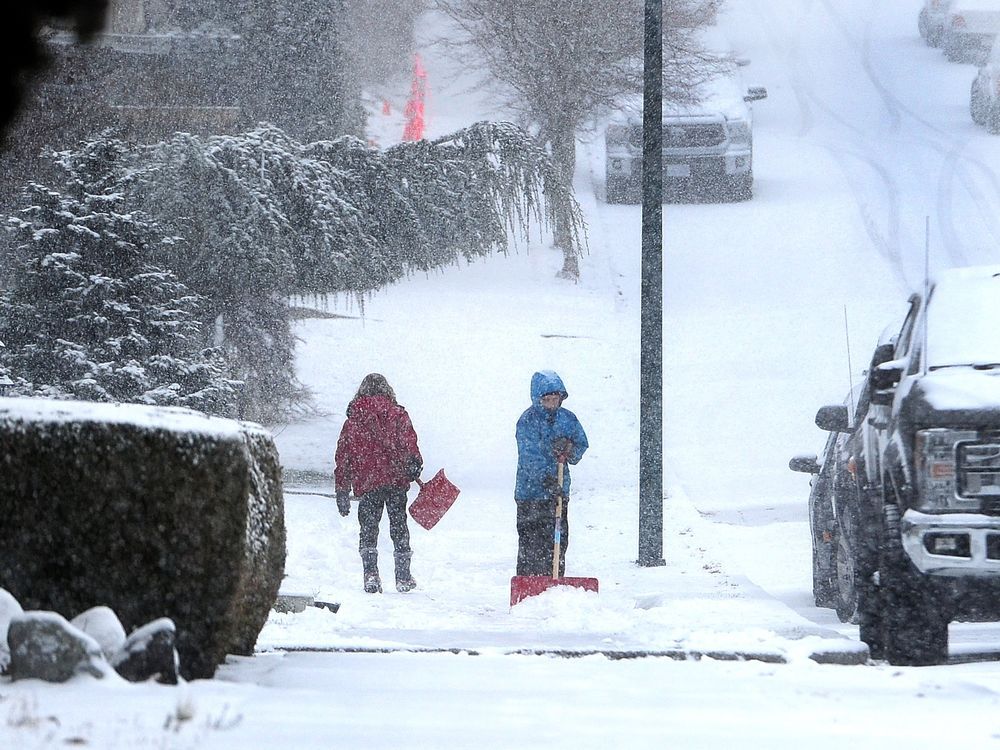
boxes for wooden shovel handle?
[552,461,564,579]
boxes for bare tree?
[435,0,722,279]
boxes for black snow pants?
[516,497,568,576]
[358,487,412,576]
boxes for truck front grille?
[663,124,726,149]
[958,441,1000,499]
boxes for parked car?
[791,339,896,624]
[809,266,1000,666]
[942,0,1000,64]
[790,394,858,619]
[970,35,1000,129]
[919,0,955,47]
[604,63,766,204]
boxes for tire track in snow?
[821,0,1000,268]
[748,0,816,138]
[749,0,909,285]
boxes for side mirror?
[869,359,905,406]
[870,359,904,390]
[744,86,768,102]
[870,342,894,369]
[789,454,820,474]
[815,404,850,432]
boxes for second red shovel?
[510,461,599,606]
[408,469,460,530]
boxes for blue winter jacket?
[514,370,589,502]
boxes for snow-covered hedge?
[0,398,285,679]
[1,122,581,422]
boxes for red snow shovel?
[510,461,599,606]
[408,469,461,530]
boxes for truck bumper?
[606,150,752,181]
[901,509,1000,576]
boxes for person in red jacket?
[335,373,423,593]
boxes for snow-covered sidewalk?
[263,230,862,664]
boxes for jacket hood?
[530,370,568,404]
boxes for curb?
[273,644,869,666]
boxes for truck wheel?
[812,544,836,608]
[605,176,624,204]
[854,531,883,659]
[834,519,859,623]
[726,172,753,202]
[879,505,949,666]
[858,580,884,660]
[971,84,987,126]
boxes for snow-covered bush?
[12,121,580,421]
[0,183,239,414]
[0,399,286,680]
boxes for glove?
[405,455,423,482]
[336,489,351,517]
[552,437,573,462]
[542,474,561,496]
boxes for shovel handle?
[552,461,564,579]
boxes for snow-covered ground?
[7,1,1000,747]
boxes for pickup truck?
[809,265,1000,665]
[942,0,1000,64]
[604,64,766,204]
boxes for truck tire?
[879,505,949,666]
[606,177,639,204]
[726,172,753,202]
[812,544,836,608]
[971,82,988,127]
[834,513,860,623]
[605,176,625,204]
[855,528,883,659]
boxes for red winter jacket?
[334,395,422,497]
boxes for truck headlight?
[914,428,977,511]
[727,119,751,145]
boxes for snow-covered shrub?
[24,122,580,421]
[0,183,239,414]
[0,398,286,679]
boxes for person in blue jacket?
[515,370,589,576]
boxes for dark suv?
[803,266,1000,666]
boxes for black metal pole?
[638,0,665,567]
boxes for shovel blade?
[509,575,599,607]
[408,469,461,530]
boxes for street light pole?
[638,0,665,567]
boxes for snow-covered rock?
[7,611,112,682]
[111,617,179,684]
[0,588,24,673]
[70,606,127,661]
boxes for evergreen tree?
[0,183,238,413]
[42,121,582,421]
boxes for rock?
[274,592,314,613]
[111,618,179,684]
[70,606,127,661]
[0,588,24,673]
[7,611,111,682]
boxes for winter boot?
[361,547,382,594]
[394,551,417,593]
